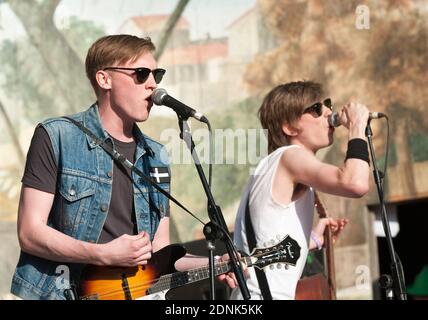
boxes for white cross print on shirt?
[150,167,169,183]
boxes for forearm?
[339,127,370,196]
[176,253,241,289]
[340,158,369,193]
[19,223,103,265]
[174,253,210,271]
[309,238,317,251]
[309,231,323,251]
[343,111,370,183]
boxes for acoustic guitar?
[79,234,301,300]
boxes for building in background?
[117,6,277,111]
[118,14,190,49]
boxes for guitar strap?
[62,117,198,222]
[244,197,273,300]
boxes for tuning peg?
[276,263,282,269]
[269,264,275,270]
[284,264,289,270]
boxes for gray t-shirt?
[22,126,139,244]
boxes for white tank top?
[230,145,315,300]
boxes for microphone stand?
[366,121,407,300]
[177,115,251,300]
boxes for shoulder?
[38,112,87,146]
[37,111,88,158]
[280,145,319,172]
[281,144,314,158]
[278,145,313,162]
[40,111,85,130]
[28,126,54,154]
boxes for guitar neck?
[147,257,251,295]
[314,191,337,300]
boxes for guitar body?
[295,192,337,300]
[79,244,186,300]
[295,273,331,300]
[78,235,300,300]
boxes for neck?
[98,97,134,142]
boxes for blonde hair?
[85,34,156,95]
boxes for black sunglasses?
[303,98,333,117]
[103,67,166,84]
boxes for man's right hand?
[338,102,369,138]
[98,231,152,267]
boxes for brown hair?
[258,81,324,153]
[85,34,156,95]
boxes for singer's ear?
[96,70,112,90]
[282,122,298,137]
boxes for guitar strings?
[85,248,284,299]
[91,264,228,298]
[90,261,232,299]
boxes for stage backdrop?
[0,0,426,299]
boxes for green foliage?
[375,134,428,169]
[0,16,106,220]
[410,134,428,162]
[0,17,105,123]
[209,96,263,206]
[377,142,397,169]
[0,39,57,122]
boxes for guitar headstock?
[249,235,301,270]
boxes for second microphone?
[328,111,386,128]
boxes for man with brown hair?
[11,34,237,300]
[231,81,370,300]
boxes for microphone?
[152,88,208,123]
[328,111,386,128]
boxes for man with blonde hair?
[12,34,236,300]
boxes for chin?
[136,115,150,122]
[135,110,150,122]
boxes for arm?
[283,147,369,198]
[151,218,240,288]
[17,186,152,266]
[151,216,170,252]
[175,253,241,289]
[283,102,370,198]
[18,186,102,264]
[308,218,348,251]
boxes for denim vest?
[11,104,170,300]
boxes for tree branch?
[6,0,95,112]
[154,0,190,60]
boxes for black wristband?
[345,138,369,164]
